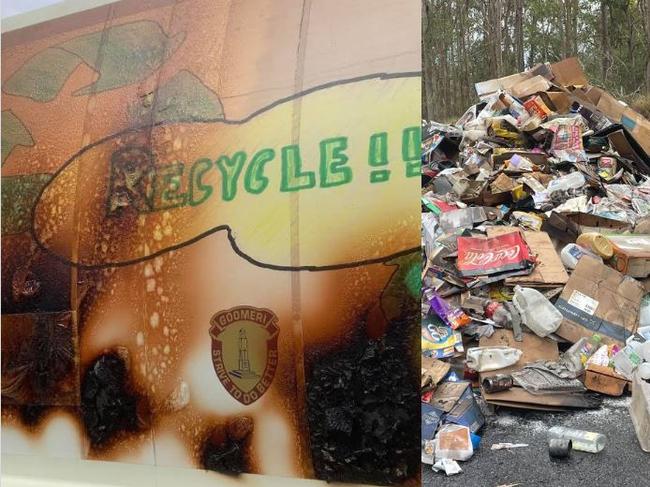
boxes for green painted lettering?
[215,151,246,201]
[280,145,315,192]
[319,137,352,188]
[244,148,274,195]
[368,132,389,183]
[402,126,420,177]
[188,158,213,206]
[152,162,186,210]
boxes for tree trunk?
[601,0,611,84]
[515,0,525,71]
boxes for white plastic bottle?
[548,426,606,453]
[512,286,563,337]
[547,171,586,194]
[560,243,603,269]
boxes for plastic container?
[563,335,602,374]
[640,294,650,327]
[547,171,586,193]
[560,243,603,269]
[548,426,606,453]
[629,371,650,452]
[613,344,642,379]
[466,346,522,372]
[576,232,614,259]
[512,286,563,337]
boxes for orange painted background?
[1,0,420,483]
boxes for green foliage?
[423,0,650,121]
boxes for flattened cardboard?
[597,90,628,122]
[422,403,444,441]
[542,91,571,114]
[510,75,552,99]
[549,57,588,87]
[555,256,644,345]
[486,228,569,286]
[608,129,648,167]
[475,72,532,100]
[430,381,473,413]
[621,108,650,155]
[479,329,559,377]
[445,385,485,434]
[478,330,582,410]
[422,357,451,388]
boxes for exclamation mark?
[402,126,421,177]
[368,132,390,183]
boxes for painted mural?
[1,0,420,484]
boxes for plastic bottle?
[563,334,603,373]
[560,243,603,269]
[640,294,650,327]
[512,286,563,337]
[576,232,614,259]
[546,172,586,194]
[548,426,606,453]
[576,334,602,364]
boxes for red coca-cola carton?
[457,232,533,277]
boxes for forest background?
[422,0,650,122]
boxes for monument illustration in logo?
[229,329,259,380]
[209,306,279,405]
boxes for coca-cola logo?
[460,245,520,266]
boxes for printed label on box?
[568,290,599,316]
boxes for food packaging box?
[609,235,650,278]
[584,364,629,396]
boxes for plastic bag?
[434,424,474,462]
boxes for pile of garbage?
[421,57,650,476]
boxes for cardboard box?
[584,364,629,396]
[549,57,588,87]
[609,235,650,278]
[621,108,650,156]
[486,228,569,286]
[510,75,552,99]
[555,256,644,345]
[542,91,572,114]
[422,403,444,441]
[444,383,485,434]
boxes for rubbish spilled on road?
[422,57,650,475]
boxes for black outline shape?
[2,20,185,103]
[31,71,421,271]
[2,110,36,165]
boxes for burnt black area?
[306,311,420,485]
[81,352,139,447]
[1,242,71,314]
[19,404,49,426]
[2,313,75,408]
[29,316,75,396]
[201,439,247,475]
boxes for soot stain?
[2,313,77,413]
[2,238,71,314]
[200,416,254,475]
[19,404,49,426]
[305,310,420,485]
[81,351,150,449]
